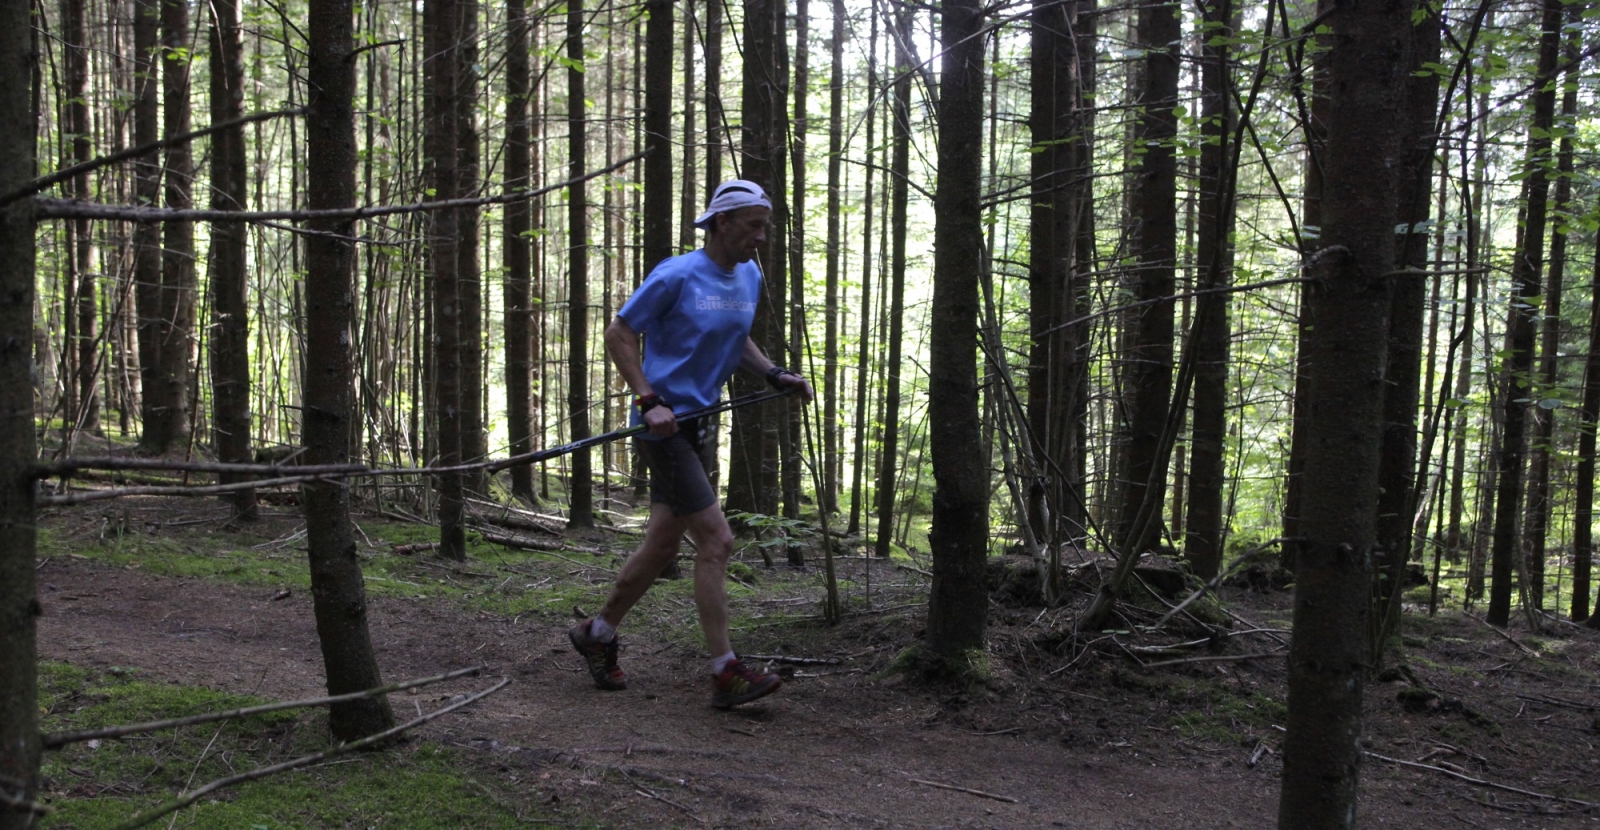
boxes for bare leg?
[598,501,685,628]
[682,502,737,658]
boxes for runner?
[568,180,814,709]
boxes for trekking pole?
[484,387,796,474]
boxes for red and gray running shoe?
[711,659,781,709]
[568,619,626,691]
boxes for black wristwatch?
[635,393,666,413]
[765,366,797,389]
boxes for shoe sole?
[711,677,781,709]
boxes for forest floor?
[27,489,1600,829]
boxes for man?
[569,180,813,709]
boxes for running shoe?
[568,619,626,691]
[711,659,781,709]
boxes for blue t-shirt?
[617,249,762,429]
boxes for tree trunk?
[426,0,466,558]
[64,0,98,436]
[503,0,538,505]
[131,0,170,454]
[303,0,396,740]
[846,7,877,539]
[1183,0,1234,580]
[0,2,38,821]
[207,0,257,522]
[1371,10,1440,651]
[1521,12,1578,615]
[727,0,786,520]
[1118,0,1180,554]
[1486,0,1560,628]
[822,0,845,515]
[159,0,196,458]
[1578,234,1600,624]
[643,0,671,274]
[457,0,486,494]
[873,7,911,558]
[784,0,809,527]
[924,0,988,664]
[1277,9,1413,827]
[565,0,594,529]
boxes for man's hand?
[766,366,815,404]
[639,396,678,437]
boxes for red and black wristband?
[635,393,666,413]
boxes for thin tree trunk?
[1583,232,1600,626]
[822,0,844,516]
[303,0,396,740]
[207,0,256,521]
[1486,0,1561,628]
[504,0,537,505]
[159,0,196,461]
[1118,0,1179,553]
[1277,7,1413,826]
[426,0,466,558]
[846,5,877,539]
[873,7,911,558]
[643,0,671,275]
[0,0,39,819]
[1521,11,1578,615]
[925,0,988,665]
[565,0,594,529]
[784,0,808,527]
[131,0,168,453]
[457,0,485,493]
[1183,0,1234,580]
[1371,10,1440,652]
[65,0,98,436]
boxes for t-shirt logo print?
[695,293,756,313]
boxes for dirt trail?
[33,519,1600,829]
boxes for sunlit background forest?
[26,0,1600,615]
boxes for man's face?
[718,206,770,263]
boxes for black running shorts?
[636,416,719,517]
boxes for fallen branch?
[1365,751,1598,809]
[741,654,843,666]
[904,775,1018,804]
[1151,538,1284,631]
[37,472,342,507]
[1473,615,1541,656]
[44,666,484,749]
[472,527,571,554]
[390,542,440,556]
[1140,650,1286,670]
[113,676,511,830]
[1514,693,1595,712]
[0,788,54,816]
[33,456,364,480]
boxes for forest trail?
[31,505,1600,829]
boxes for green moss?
[37,663,567,830]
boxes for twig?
[33,456,365,480]
[37,149,646,224]
[37,472,345,507]
[741,654,842,666]
[43,666,484,749]
[1513,693,1595,712]
[0,789,54,816]
[1472,615,1540,656]
[1141,650,1286,670]
[1365,751,1598,808]
[904,775,1019,804]
[112,677,511,830]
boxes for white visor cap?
[693,180,772,229]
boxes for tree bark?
[1118,0,1180,554]
[207,0,257,521]
[1486,0,1560,628]
[822,0,845,515]
[504,0,538,505]
[565,0,594,529]
[1183,0,1234,580]
[132,0,171,454]
[426,0,466,558]
[457,0,486,494]
[873,6,911,559]
[303,0,396,740]
[643,0,672,275]
[1277,9,1413,827]
[64,0,98,436]
[727,0,786,520]
[159,0,196,457]
[0,1,38,821]
[925,0,988,663]
[846,7,877,539]
[1371,9,1440,650]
